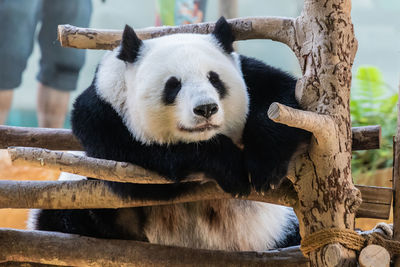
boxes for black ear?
[117,25,143,63]
[212,17,235,54]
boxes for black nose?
[193,103,219,119]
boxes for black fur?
[36,208,148,240]
[117,24,143,63]
[208,71,227,98]
[163,76,182,105]
[240,56,310,191]
[212,17,235,54]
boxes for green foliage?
[351,66,398,177]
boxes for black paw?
[248,161,289,193]
[210,165,251,197]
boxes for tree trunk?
[274,1,361,266]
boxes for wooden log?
[0,125,380,151]
[323,244,355,267]
[0,179,390,219]
[57,17,297,50]
[356,185,392,219]
[0,125,82,150]
[0,229,310,267]
[0,263,58,267]
[8,147,205,184]
[0,179,296,209]
[359,245,390,267]
[352,125,381,151]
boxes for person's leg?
[37,0,92,128]
[0,0,40,124]
[0,90,13,124]
[37,83,70,128]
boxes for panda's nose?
[193,103,219,119]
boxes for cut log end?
[267,102,281,120]
[359,245,390,267]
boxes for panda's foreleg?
[104,134,251,198]
[243,115,310,192]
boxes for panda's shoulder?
[71,77,132,159]
[238,55,296,85]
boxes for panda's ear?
[117,24,143,63]
[212,17,235,54]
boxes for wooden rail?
[0,125,381,151]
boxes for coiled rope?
[300,227,400,256]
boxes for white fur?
[96,33,248,145]
[144,201,296,251]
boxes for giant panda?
[29,17,309,251]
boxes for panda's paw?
[250,163,288,193]
[212,168,251,197]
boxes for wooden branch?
[0,125,380,151]
[0,179,390,219]
[0,229,309,267]
[0,179,297,209]
[0,125,82,150]
[8,147,205,184]
[268,102,337,150]
[57,17,297,50]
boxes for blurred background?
[1,0,399,230]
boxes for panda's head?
[96,17,248,145]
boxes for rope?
[300,227,400,256]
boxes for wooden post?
[276,1,360,266]
[393,77,400,267]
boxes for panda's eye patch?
[208,71,227,98]
[163,76,182,105]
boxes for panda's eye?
[163,76,182,105]
[208,71,227,98]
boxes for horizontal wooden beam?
[352,125,381,151]
[8,147,205,184]
[0,179,297,209]
[0,125,380,151]
[0,179,391,219]
[0,126,82,151]
[355,185,392,219]
[0,228,309,267]
[57,17,297,50]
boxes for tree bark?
[0,125,380,151]
[0,229,310,267]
